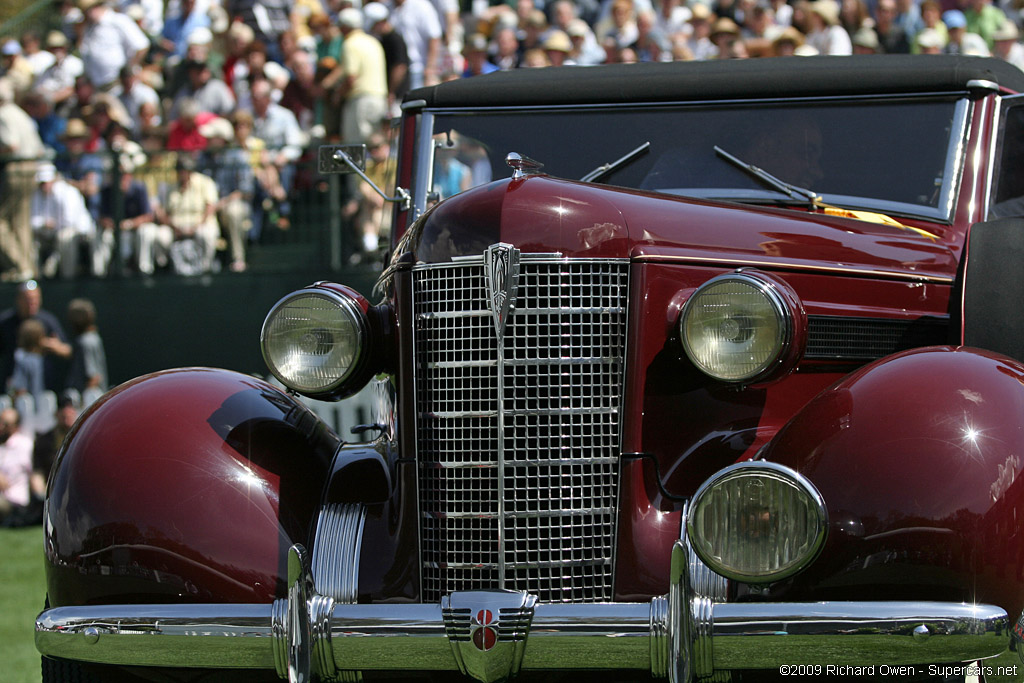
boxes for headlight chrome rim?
[261,287,370,398]
[680,272,795,384]
[686,461,828,584]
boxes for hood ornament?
[484,243,520,340]
[505,152,544,180]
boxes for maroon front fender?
[45,368,338,607]
[760,347,1024,620]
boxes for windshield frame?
[412,93,971,224]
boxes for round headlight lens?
[687,462,827,583]
[681,274,789,382]
[261,290,367,395]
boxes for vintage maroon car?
[36,55,1024,682]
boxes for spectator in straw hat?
[772,25,807,55]
[34,31,83,113]
[852,26,880,53]
[462,33,499,76]
[542,30,575,66]
[806,0,852,54]
[992,20,1024,69]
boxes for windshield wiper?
[714,145,820,206]
[581,142,651,183]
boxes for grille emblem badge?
[484,243,520,339]
[443,591,537,683]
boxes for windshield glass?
[427,98,966,221]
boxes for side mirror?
[317,144,411,211]
[318,144,367,174]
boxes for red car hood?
[408,176,960,282]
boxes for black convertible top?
[406,55,1024,108]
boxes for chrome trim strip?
[631,254,955,284]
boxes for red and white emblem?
[471,609,498,651]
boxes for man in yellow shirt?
[337,8,389,144]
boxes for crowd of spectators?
[0,280,106,527]
[0,0,1022,279]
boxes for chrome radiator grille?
[413,254,629,604]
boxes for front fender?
[45,368,339,607]
[759,346,1024,621]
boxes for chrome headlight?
[680,272,795,383]
[687,462,827,583]
[261,287,369,398]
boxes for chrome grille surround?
[413,254,629,603]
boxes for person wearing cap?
[364,3,411,115]
[98,140,158,275]
[29,162,100,279]
[33,31,84,111]
[992,19,1024,69]
[77,0,151,90]
[329,8,388,144]
[151,154,220,275]
[943,9,990,55]
[388,0,443,88]
[161,0,213,61]
[0,80,45,281]
[0,39,34,97]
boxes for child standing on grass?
[66,298,108,395]
[9,318,46,413]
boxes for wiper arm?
[714,145,820,205]
[581,142,651,183]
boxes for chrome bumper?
[36,541,1010,683]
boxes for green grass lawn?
[0,526,45,683]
